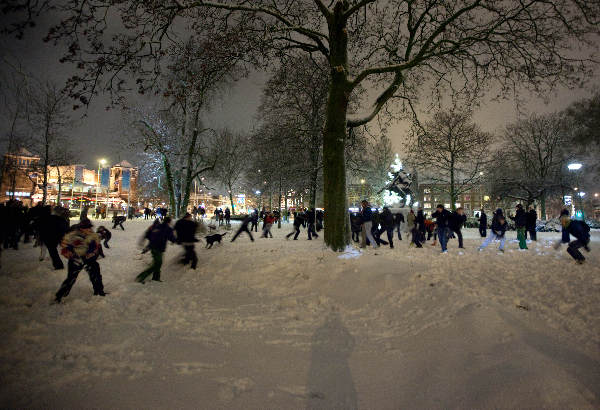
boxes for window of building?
[444,203,451,209]
[424,188,431,194]
[464,195,471,201]
[424,203,431,209]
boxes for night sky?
[1,11,597,170]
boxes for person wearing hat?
[379,206,395,248]
[55,218,105,303]
[360,200,378,249]
[478,208,487,238]
[431,204,452,253]
[509,204,528,250]
[560,214,591,264]
[136,216,176,283]
[174,213,199,269]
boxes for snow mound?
[337,245,363,259]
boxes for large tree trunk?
[163,157,176,217]
[540,190,546,220]
[229,189,235,215]
[278,176,282,229]
[57,167,62,204]
[309,164,318,211]
[42,129,50,205]
[449,159,456,210]
[323,5,350,251]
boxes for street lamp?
[567,162,584,219]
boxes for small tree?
[28,79,71,205]
[407,110,492,210]
[212,130,249,215]
[131,33,245,217]
[0,60,30,190]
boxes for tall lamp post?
[360,179,365,204]
[567,162,583,219]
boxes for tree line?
[405,95,600,220]
[2,0,599,250]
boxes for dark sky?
[1,10,597,170]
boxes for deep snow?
[0,219,599,409]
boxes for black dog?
[205,233,227,248]
[112,215,126,230]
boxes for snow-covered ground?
[0,219,599,409]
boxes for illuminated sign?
[6,191,30,197]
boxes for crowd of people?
[0,196,592,304]
[349,200,591,264]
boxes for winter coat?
[565,220,590,243]
[424,219,436,233]
[306,210,316,224]
[406,212,416,227]
[39,214,69,246]
[416,210,425,226]
[526,210,537,229]
[361,206,373,222]
[174,218,198,244]
[264,215,275,225]
[145,222,176,252]
[240,216,252,228]
[449,212,467,231]
[394,213,404,225]
[491,219,508,237]
[478,212,487,227]
[510,208,527,228]
[431,209,452,228]
[61,228,102,261]
[350,213,362,232]
[381,208,395,228]
[293,214,305,228]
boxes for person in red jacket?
[262,212,275,238]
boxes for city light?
[567,163,582,170]
[360,179,365,184]
[256,190,261,195]
[595,193,599,198]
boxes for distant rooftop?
[113,160,134,168]
[8,148,38,158]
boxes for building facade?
[0,150,137,208]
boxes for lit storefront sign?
[6,191,30,197]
